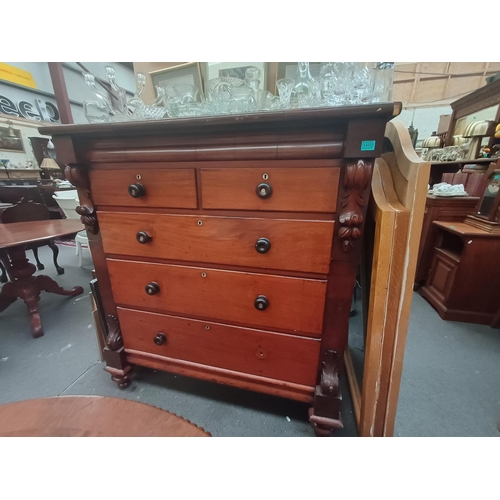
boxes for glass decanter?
[82,73,113,123]
[290,62,313,108]
[105,66,128,115]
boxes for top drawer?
[200,167,340,213]
[89,167,198,208]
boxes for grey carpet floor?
[1,244,499,436]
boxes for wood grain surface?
[0,219,84,249]
[118,307,320,386]
[0,396,210,437]
[200,167,340,213]
[98,212,334,274]
[107,259,327,335]
[90,167,198,208]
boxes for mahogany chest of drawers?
[41,104,401,435]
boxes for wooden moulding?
[125,349,315,403]
[350,119,430,437]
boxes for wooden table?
[0,219,84,338]
[0,396,210,436]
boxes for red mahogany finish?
[40,103,401,436]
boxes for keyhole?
[262,173,269,180]
[136,174,142,180]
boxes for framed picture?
[476,169,500,221]
[0,122,25,153]
[205,62,267,86]
[150,62,204,98]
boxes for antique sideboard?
[40,103,401,436]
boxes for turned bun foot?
[110,367,132,389]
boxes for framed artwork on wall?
[0,121,25,153]
[149,63,204,98]
[205,62,267,86]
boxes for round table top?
[0,396,210,437]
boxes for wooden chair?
[345,119,430,436]
[0,198,64,281]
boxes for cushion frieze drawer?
[117,307,321,387]
[90,167,198,208]
[99,212,334,274]
[200,167,340,213]
[107,259,327,336]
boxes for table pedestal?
[0,245,83,338]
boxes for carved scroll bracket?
[105,314,123,351]
[64,164,98,234]
[338,159,373,252]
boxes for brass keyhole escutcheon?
[198,220,203,226]
[205,325,210,330]
[136,174,142,180]
[262,173,269,180]
[201,272,207,278]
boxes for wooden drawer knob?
[128,183,146,198]
[145,281,160,295]
[256,183,273,199]
[255,237,271,254]
[136,231,152,244]
[254,295,269,311]
[154,333,167,346]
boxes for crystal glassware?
[173,84,199,104]
[105,66,128,115]
[290,62,313,108]
[82,73,113,123]
[371,62,394,103]
[229,87,257,114]
[276,78,294,109]
[127,73,147,116]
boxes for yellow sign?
[0,63,37,89]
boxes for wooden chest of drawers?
[41,104,401,435]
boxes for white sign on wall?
[0,94,60,123]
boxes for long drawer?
[90,167,198,208]
[107,259,327,336]
[200,167,340,212]
[118,307,321,387]
[99,212,334,274]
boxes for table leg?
[0,245,84,338]
[1,246,42,337]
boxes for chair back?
[0,197,51,224]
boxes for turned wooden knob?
[154,333,167,346]
[136,231,152,244]
[254,295,269,311]
[128,183,146,198]
[145,282,160,295]
[255,237,271,254]
[256,183,273,199]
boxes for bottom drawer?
[118,307,320,387]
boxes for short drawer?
[89,167,197,208]
[107,259,327,336]
[200,167,340,213]
[118,307,321,387]
[99,212,334,274]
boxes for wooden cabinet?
[420,221,500,324]
[414,195,479,287]
[41,104,401,436]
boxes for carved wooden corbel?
[105,314,123,351]
[338,159,373,252]
[64,164,99,234]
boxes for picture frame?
[0,122,25,153]
[476,169,500,221]
[204,62,267,89]
[150,62,204,99]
